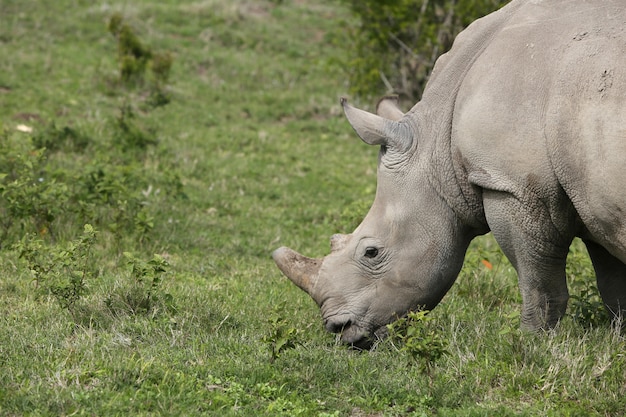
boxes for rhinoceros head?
[273,98,472,349]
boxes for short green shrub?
[32,122,90,153]
[261,302,301,362]
[105,252,173,316]
[338,0,509,100]
[387,310,448,372]
[0,129,69,239]
[108,12,153,86]
[1,100,184,249]
[147,51,174,106]
[107,12,173,105]
[112,102,158,151]
[16,224,97,312]
[566,241,609,327]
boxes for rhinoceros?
[273,0,626,349]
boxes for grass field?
[1,0,625,415]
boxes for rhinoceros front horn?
[272,247,323,304]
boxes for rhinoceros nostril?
[325,319,351,334]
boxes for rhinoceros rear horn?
[341,97,412,152]
[272,247,323,304]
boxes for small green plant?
[17,224,97,312]
[133,207,155,241]
[107,12,173,105]
[111,252,173,315]
[569,279,609,328]
[147,51,174,106]
[387,310,448,372]
[73,160,148,240]
[0,113,170,245]
[32,122,90,153]
[108,12,153,86]
[261,302,301,362]
[112,102,158,150]
[0,129,69,240]
[498,310,521,336]
[566,241,609,327]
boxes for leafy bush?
[0,123,167,246]
[17,224,97,312]
[112,102,158,151]
[338,0,509,100]
[262,302,301,362]
[387,310,448,372]
[104,252,173,316]
[0,130,69,240]
[32,122,90,152]
[107,12,173,105]
[566,241,609,327]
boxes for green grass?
[0,0,625,415]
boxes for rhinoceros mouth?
[341,324,388,350]
[324,314,382,350]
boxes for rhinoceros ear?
[341,98,412,152]
[376,96,404,121]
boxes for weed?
[105,252,173,316]
[261,302,301,362]
[0,112,163,245]
[107,12,173,105]
[32,122,90,153]
[387,310,448,373]
[498,310,522,336]
[0,129,68,240]
[16,224,97,312]
[147,52,174,106]
[566,240,610,327]
[73,160,150,241]
[108,12,153,86]
[134,207,155,240]
[112,102,158,151]
[569,280,609,328]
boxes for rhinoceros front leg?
[481,189,574,330]
[583,240,626,324]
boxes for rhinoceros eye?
[364,247,379,258]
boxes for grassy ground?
[0,0,625,415]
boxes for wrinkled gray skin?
[273,0,626,349]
